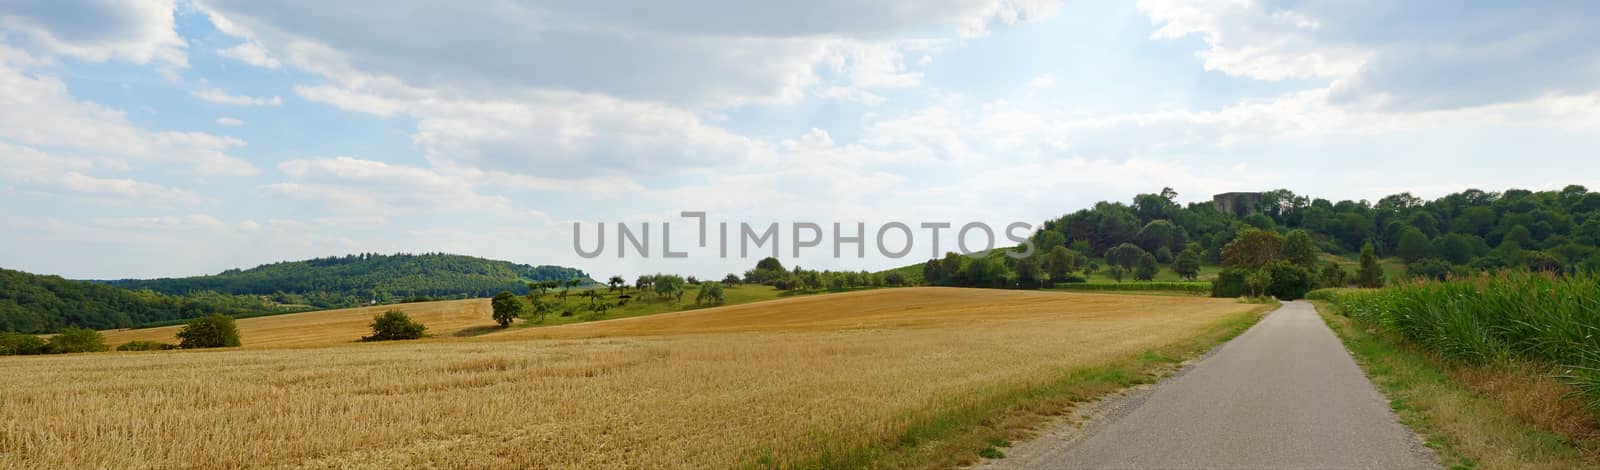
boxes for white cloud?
[1137,0,1600,111]
[216,41,280,68]
[0,0,187,67]
[191,86,282,106]
[262,157,509,217]
[194,1,1059,108]
[1027,74,1056,88]
[215,116,243,126]
[0,139,202,207]
[1137,0,1367,81]
[0,59,258,176]
[93,214,225,230]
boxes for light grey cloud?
[1140,0,1600,111]
[0,0,186,66]
[195,0,1058,107]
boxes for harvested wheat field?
[0,288,1259,469]
[97,299,493,348]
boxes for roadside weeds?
[1313,300,1599,470]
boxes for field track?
[988,301,1437,469]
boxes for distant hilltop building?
[1213,192,1264,216]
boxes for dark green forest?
[919,185,1600,292]
[102,253,593,306]
[0,269,293,333]
[2,253,592,333]
[1038,185,1600,273]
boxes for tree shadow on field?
[452,325,503,337]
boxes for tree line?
[1038,185,1600,279]
[102,253,593,308]
[0,268,295,334]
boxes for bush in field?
[48,327,108,353]
[0,332,47,356]
[362,310,426,341]
[177,314,241,349]
[1405,258,1453,281]
[117,340,175,351]
[1211,268,1248,298]
[1317,272,1600,408]
[1318,262,1348,288]
[883,271,908,287]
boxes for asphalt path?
[994,301,1437,469]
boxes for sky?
[3,0,1600,280]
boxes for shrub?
[117,340,175,351]
[177,314,241,349]
[1264,261,1315,300]
[47,327,108,354]
[883,271,908,287]
[0,332,47,356]
[1210,268,1248,298]
[363,310,426,341]
[1404,258,1453,281]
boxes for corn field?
[1310,272,1600,408]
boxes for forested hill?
[887,184,1600,289]
[1036,185,1600,271]
[1,268,294,333]
[101,253,594,307]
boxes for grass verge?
[747,303,1275,469]
[1313,300,1599,469]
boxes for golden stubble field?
[97,299,494,348]
[0,288,1257,468]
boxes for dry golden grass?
[97,299,493,348]
[1,288,1255,469]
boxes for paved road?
[1004,301,1436,469]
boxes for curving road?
[991,301,1437,469]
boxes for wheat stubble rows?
[0,288,1253,468]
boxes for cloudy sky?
[3,0,1599,280]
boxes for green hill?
[101,253,593,308]
[1,268,295,333]
[877,185,1600,290]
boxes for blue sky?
[3,0,1600,280]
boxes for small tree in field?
[1356,241,1385,288]
[1173,248,1202,280]
[491,291,522,328]
[695,282,726,305]
[363,310,426,341]
[1107,265,1126,283]
[1134,252,1159,281]
[1245,270,1273,298]
[177,314,240,349]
